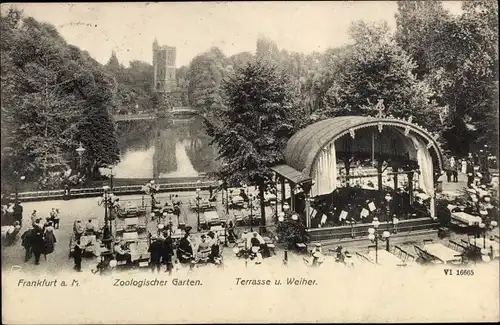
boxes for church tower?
[152,37,176,93]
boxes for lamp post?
[13,172,26,202]
[196,187,201,231]
[384,193,392,222]
[76,142,85,170]
[101,185,114,249]
[277,212,287,265]
[367,217,391,264]
[249,193,254,232]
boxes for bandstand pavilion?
[270,115,444,242]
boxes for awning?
[270,164,312,185]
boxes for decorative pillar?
[393,166,398,191]
[377,159,384,198]
[291,183,296,212]
[303,182,313,229]
[280,177,286,211]
[408,171,414,205]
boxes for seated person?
[74,220,84,237]
[85,219,96,235]
[114,240,132,264]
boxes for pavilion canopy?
[270,164,312,185]
[283,116,443,176]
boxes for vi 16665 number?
[444,269,474,276]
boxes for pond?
[114,116,218,179]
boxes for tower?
[152,38,177,93]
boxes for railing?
[307,217,439,242]
[9,180,219,202]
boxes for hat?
[315,243,321,247]
[151,235,158,240]
[207,231,215,239]
[184,226,192,233]
[201,234,206,239]
[114,238,121,243]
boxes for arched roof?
[283,116,443,176]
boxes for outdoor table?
[471,239,500,258]
[424,243,461,264]
[122,232,139,241]
[451,212,481,227]
[367,249,403,266]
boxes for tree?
[205,60,296,233]
[318,21,444,133]
[1,9,120,188]
[187,47,227,115]
[395,0,499,155]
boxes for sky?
[4,1,463,68]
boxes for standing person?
[49,208,57,225]
[461,158,467,174]
[451,157,459,183]
[466,157,475,188]
[21,228,34,262]
[208,185,213,200]
[13,201,23,227]
[73,240,83,272]
[177,226,194,264]
[162,232,174,274]
[148,235,163,273]
[30,210,37,227]
[31,229,45,265]
[53,209,60,229]
[43,226,57,261]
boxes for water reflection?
[115,116,218,179]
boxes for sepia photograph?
[1,1,499,323]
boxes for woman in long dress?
[44,227,57,261]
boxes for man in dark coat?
[13,202,23,227]
[148,236,163,273]
[31,229,45,265]
[177,228,193,264]
[162,233,174,273]
[21,229,33,262]
[73,240,83,272]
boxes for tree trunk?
[258,180,266,234]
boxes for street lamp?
[384,193,393,222]
[283,203,290,212]
[100,185,113,249]
[278,211,285,223]
[76,142,85,169]
[196,187,201,231]
[367,217,390,264]
[13,172,26,202]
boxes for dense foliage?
[1,9,120,189]
[205,60,297,231]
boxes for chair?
[423,239,434,245]
[394,246,404,259]
[406,254,416,263]
[448,240,466,252]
